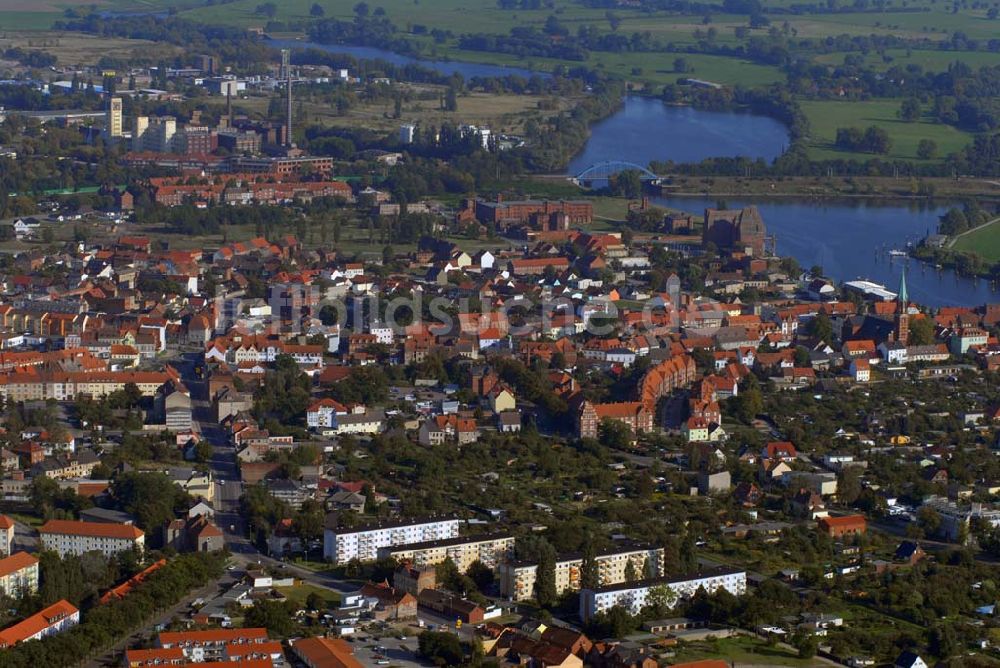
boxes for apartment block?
[0,552,38,598]
[579,568,747,621]
[39,519,145,558]
[499,544,665,602]
[0,599,79,648]
[156,627,270,663]
[378,533,515,572]
[323,517,461,565]
[0,514,12,556]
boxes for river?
[270,41,991,306]
[653,196,995,307]
[567,96,789,175]
[267,38,546,81]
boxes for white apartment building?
[0,514,13,556]
[306,398,342,429]
[39,519,145,558]
[0,552,38,598]
[324,517,461,564]
[379,533,515,572]
[499,545,665,601]
[579,568,747,621]
[0,599,79,647]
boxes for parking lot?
[344,611,480,667]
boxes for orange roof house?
[818,514,867,538]
[39,519,144,541]
[0,599,79,648]
[291,636,363,668]
[764,441,798,460]
[100,558,166,604]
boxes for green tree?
[794,632,818,659]
[899,97,921,122]
[908,316,935,345]
[255,2,277,17]
[112,471,191,541]
[580,541,599,590]
[917,138,938,159]
[444,87,458,112]
[466,560,494,591]
[194,440,214,463]
[244,599,298,636]
[598,418,632,449]
[732,374,764,423]
[534,544,557,607]
[807,313,834,344]
[419,631,465,665]
[310,2,325,16]
[643,583,677,616]
[917,506,942,538]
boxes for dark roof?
[583,567,744,594]
[895,650,924,668]
[894,541,922,560]
[327,515,460,535]
[382,532,513,553]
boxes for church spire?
[898,268,908,312]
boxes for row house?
[418,414,479,446]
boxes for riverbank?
[647,175,1000,201]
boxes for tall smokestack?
[281,49,293,148]
[226,86,233,128]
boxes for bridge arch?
[574,160,659,181]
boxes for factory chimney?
[281,49,293,148]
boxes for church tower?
[895,269,909,345]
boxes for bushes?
[418,631,466,666]
[834,126,892,154]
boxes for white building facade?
[324,518,461,564]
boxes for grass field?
[275,583,342,608]
[799,99,974,162]
[670,635,815,666]
[0,0,188,30]
[303,87,566,133]
[813,48,1000,71]
[0,31,180,65]
[950,217,1000,262]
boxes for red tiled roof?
[158,627,268,646]
[0,552,37,578]
[819,514,867,529]
[292,635,364,668]
[39,519,144,540]
[0,599,78,647]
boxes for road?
[169,352,367,598]
[85,571,242,668]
